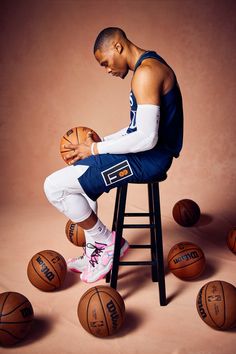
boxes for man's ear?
[115,42,123,54]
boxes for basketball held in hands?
[60,126,101,165]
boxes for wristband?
[91,142,96,155]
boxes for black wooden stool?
[106,176,167,306]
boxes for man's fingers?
[63,143,77,149]
[68,154,83,165]
[64,150,78,161]
[68,157,80,165]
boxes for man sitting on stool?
[44,27,184,283]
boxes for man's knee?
[44,174,65,207]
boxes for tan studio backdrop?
[0,0,236,354]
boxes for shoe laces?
[86,242,106,268]
[81,243,95,259]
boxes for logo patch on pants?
[101,160,133,186]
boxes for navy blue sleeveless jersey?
[76,51,183,201]
[128,51,183,157]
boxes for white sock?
[84,218,112,251]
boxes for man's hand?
[63,132,95,164]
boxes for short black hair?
[93,27,127,54]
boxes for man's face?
[95,46,129,79]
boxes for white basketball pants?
[44,165,97,223]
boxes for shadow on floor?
[117,267,151,300]
[185,212,233,251]
[195,213,213,227]
[166,281,190,304]
[14,314,54,347]
[59,270,80,291]
[103,309,144,339]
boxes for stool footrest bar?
[123,224,154,229]
[129,244,151,249]
[124,212,151,217]
[118,261,155,266]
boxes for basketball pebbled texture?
[78,285,125,337]
[167,241,206,280]
[196,280,236,330]
[27,250,67,291]
[65,219,85,247]
[0,292,34,346]
[172,199,201,227]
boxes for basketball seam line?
[38,252,63,287]
[76,127,79,144]
[0,293,10,318]
[96,287,110,336]
[80,287,97,302]
[220,282,226,328]
[0,328,22,340]
[97,290,125,322]
[180,201,199,221]
[85,292,97,335]
[205,283,220,329]
[30,259,56,289]
[76,225,79,245]
[0,300,29,317]
[63,136,73,144]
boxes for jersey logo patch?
[101,160,133,186]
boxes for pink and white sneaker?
[67,243,96,273]
[67,236,129,275]
[80,232,129,283]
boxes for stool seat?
[106,179,167,306]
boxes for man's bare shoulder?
[132,58,175,95]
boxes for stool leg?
[110,184,128,289]
[153,182,167,306]
[148,183,158,282]
[106,186,121,283]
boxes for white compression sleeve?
[97,104,160,154]
[103,127,128,141]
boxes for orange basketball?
[78,286,125,337]
[27,250,67,291]
[226,227,236,254]
[0,292,34,346]
[167,241,206,280]
[196,280,236,330]
[60,126,101,165]
[65,219,85,247]
[172,199,201,227]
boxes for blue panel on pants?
[74,148,173,201]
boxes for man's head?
[93,27,130,79]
